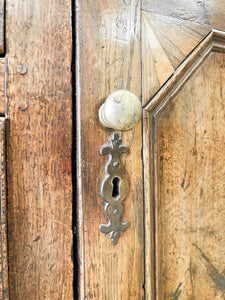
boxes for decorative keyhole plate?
[99,132,130,245]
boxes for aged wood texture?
[141,11,211,104]
[77,0,144,298]
[143,110,155,300]
[144,38,225,298]
[5,1,73,299]
[0,0,4,55]
[0,58,5,115]
[0,119,8,299]
[142,0,225,30]
[141,0,225,105]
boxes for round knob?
[99,90,142,131]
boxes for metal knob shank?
[99,90,142,131]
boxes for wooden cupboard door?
[142,1,225,299]
[77,0,225,299]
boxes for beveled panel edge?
[143,110,155,300]
[0,0,4,55]
[143,28,225,300]
[0,118,8,299]
[144,29,225,116]
[0,58,5,116]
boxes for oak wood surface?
[0,58,5,115]
[156,50,225,299]
[77,0,144,298]
[145,30,215,113]
[5,1,73,299]
[142,2,225,298]
[141,11,211,105]
[142,0,225,31]
[144,47,225,299]
[77,1,225,299]
[141,0,225,106]
[0,119,8,299]
[0,0,4,55]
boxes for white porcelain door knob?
[99,90,142,131]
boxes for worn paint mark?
[172,282,182,300]
[193,243,225,293]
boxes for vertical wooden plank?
[0,0,4,55]
[0,58,6,115]
[0,119,8,299]
[5,1,73,299]
[143,111,155,300]
[77,0,144,298]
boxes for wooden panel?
[0,119,8,299]
[0,0,4,55]
[146,50,225,298]
[77,0,144,299]
[141,11,210,104]
[141,0,225,105]
[0,58,5,115]
[142,0,225,31]
[5,1,73,299]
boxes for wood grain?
[145,31,213,113]
[0,0,4,55]
[5,1,73,299]
[0,58,5,115]
[144,43,225,299]
[141,0,225,105]
[145,30,225,113]
[143,110,155,300]
[141,11,211,104]
[0,119,8,299]
[142,0,225,31]
[76,0,144,298]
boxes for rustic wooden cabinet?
[77,0,225,299]
[1,0,225,299]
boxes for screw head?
[17,99,29,111]
[113,162,119,168]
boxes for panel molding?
[145,29,225,114]
[143,28,225,299]
[141,10,211,105]
[0,0,4,55]
[0,118,8,299]
[5,1,73,298]
[0,58,5,116]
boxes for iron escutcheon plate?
[99,132,130,245]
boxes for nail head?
[17,64,27,75]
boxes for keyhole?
[112,177,120,199]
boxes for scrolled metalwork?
[99,132,130,245]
